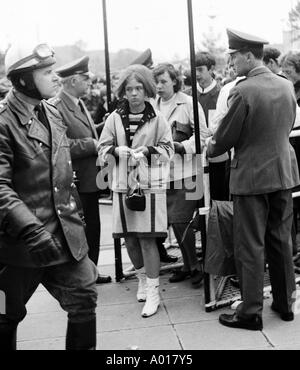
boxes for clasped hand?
[115,146,149,160]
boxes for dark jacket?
[50,90,99,193]
[0,90,88,267]
[207,66,300,195]
[290,81,300,181]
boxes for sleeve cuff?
[4,203,42,238]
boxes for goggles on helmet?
[7,44,55,76]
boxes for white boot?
[141,277,160,318]
[135,267,147,302]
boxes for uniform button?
[54,187,59,192]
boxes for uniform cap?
[55,56,93,78]
[5,41,56,77]
[227,28,269,54]
[130,49,153,68]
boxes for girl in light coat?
[99,65,174,317]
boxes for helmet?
[5,41,56,77]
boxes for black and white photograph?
[0,0,300,353]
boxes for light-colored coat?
[153,92,210,181]
[99,104,174,193]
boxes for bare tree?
[289,0,300,41]
[200,29,227,71]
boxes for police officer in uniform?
[207,29,299,330]
[0,42,98,350]
[51,57,111,284]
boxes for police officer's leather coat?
[0,89,88,267]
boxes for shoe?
[160,254,178,264]
[219,313,263,331]
[230,276,240,289]
[191,270,204,285]
[169,270,190,283]
[96,274,112,284]
[135,267,147,302]
[142,278,160,318]
[271,303,294,322]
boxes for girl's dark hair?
[152,63,182,93]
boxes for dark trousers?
[209,160,230,201]
[79,192,101,266]
[157,223,199,272]
[0,256,98,324]
[233,190,296,319]
[172,223,200,272]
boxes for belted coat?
[0,90,88,267]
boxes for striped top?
[129,111,144,146]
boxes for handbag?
[171,121,193,143]
[125,182,146,212]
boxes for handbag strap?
[122,115,131,147]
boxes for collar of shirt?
[197,79,217,95]
[63,90,79,106]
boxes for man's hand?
[115,146,132,158]
[23,227,62,266]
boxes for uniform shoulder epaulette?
[47,97,61,107]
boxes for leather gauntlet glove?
[23,227,62,266]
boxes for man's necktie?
[34,104,50,130]
[78,99,86,115]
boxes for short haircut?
[263,47,281,64]
[116,64,156,99]
[195,52,216,69]
[239,47,264,60]
[152,63,182,93]
[60,75,74,86]
[281,51,300,73]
